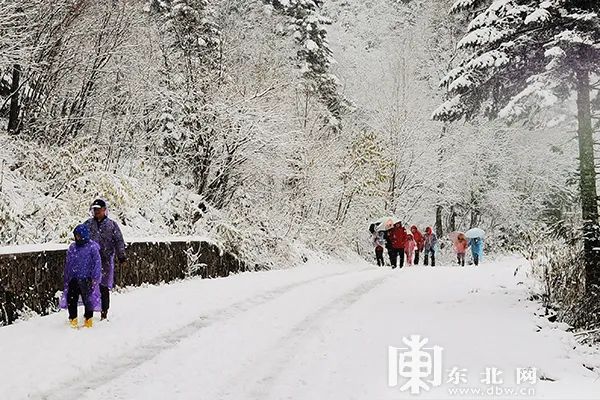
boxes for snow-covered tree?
[434,0,600,292]
[0,0,586,274]
[265,0,348,131]
[0,1,29,133]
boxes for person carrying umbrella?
[452,232,468,267]
[469,237,484,266]
[465,228,485,266]
[383,226,397,268]
[370,223,386,267]
[377,217,396,267]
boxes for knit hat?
[74,224,90,245]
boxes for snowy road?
[0,258,598,400]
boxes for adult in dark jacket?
[383,229,397,268]
[84,199,126,320]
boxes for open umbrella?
[448,231,465,244]
[465,228,485,239]
[371,217,387,225]
[374,217,400,231]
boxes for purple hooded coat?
[59,240,102,311]
[84,217,126,289]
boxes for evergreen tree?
[266,0,348,130]
[434,0,600,293]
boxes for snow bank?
[0,256,597,399]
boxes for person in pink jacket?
[404,233,417,266]
[454,233,468,267]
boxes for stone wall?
[0,240,247,326]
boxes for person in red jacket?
[410,225,425,265]
[390,222,407,268]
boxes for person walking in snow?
[60,224,102,328]
[404,233,416,266]
[370,223,385,267]
[423,227,437,266]
[454,233,468,267]
[383,227,396,268]
[393,222,407,268]
[410,225,424,265]
[372,230,386,267]
[469,236,484,266]
[84,199,127,320]
[386,222,407,269]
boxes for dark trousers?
[423,249,436,266]
[388,248,398,268]
[375,247,385,266]
[457,253,465,266]
[67,278,94,320]
[397,248,405,268]
[414,250,420,265]
[473,253,479,266]
[389,248,405,268]
[100,285,110,313]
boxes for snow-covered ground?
[0,257,598,400]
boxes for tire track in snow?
[34,267,373,400]
[217,273,391,400]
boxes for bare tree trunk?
[435,205,443,239]
[7,64,21,134]
[387,166,397,213]
[470,208,480,229]
[434,125,447,239]
[576,68,600,293]
[449,205,456,233]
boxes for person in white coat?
[372,231,386,267]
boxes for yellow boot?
[70,319,78,329]
[83,318,93,328]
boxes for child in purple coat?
[60,224,102,328]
